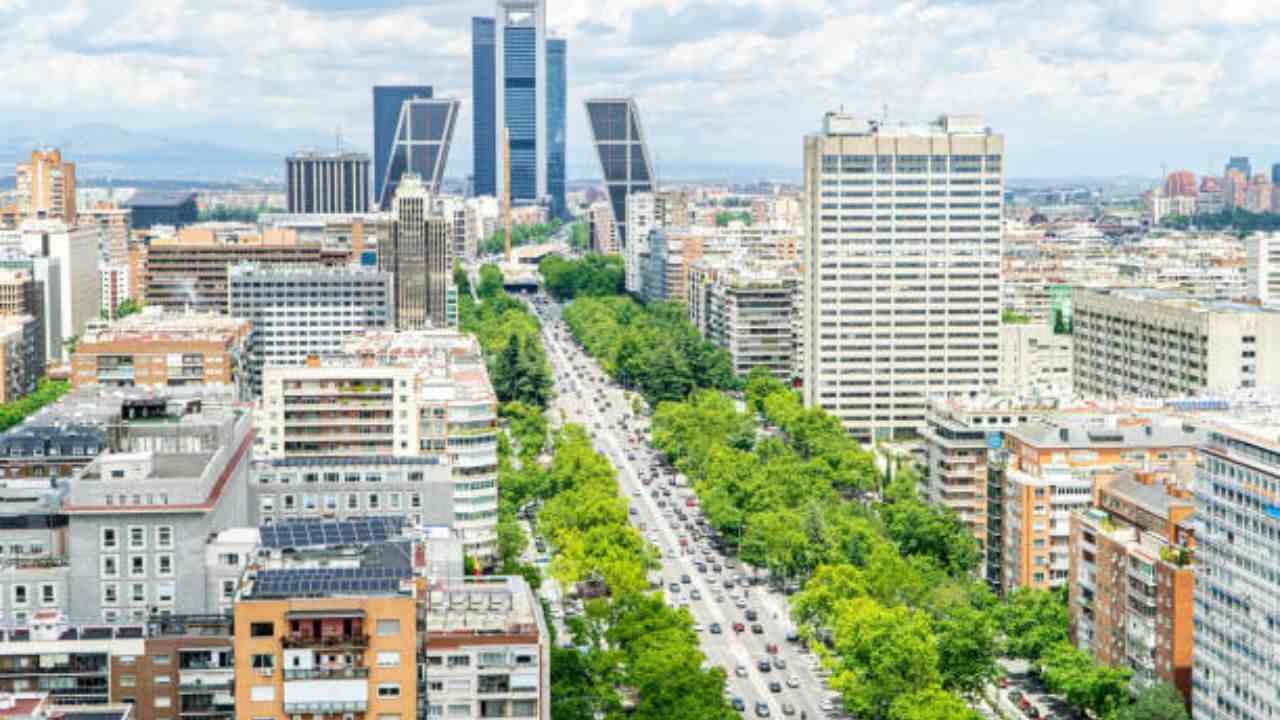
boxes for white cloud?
[4,0,1280,177]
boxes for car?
[668,583,681,593]
[690,590,702,601]
[780,703,796,717]
[1026,706,1042,720]
[710,622,723,634]
[629,506,638,516]
[754,701,771,718]
[731,697,746,712]
[784,629,799,643]
[772,657,786,670]
[734,665,748,678]
[745,609,759,622]
[723,579,736,590]
[733,622,746,633]
[714,594,725,603]
[681,574,692,584]
[735,599,748,609]
[757,659,772,672]
[751,623,765,634]
[819,700,834,711]
[768,681,782,693]
[786,675,800,688]
[693,623,704,633]
[765,643,778,655]
[1008,690,1023,705]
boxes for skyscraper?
[378,97,461,208]
[472,1,565,216]
[585,98,655,248]
[546,37,567,219]
[373,85,433,206]
[381,174,456,330]
[285,151,371,214]
[472,18,497,197]
[802,113,1004,442]
[1226,155,1252,178]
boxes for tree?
[996,588,1070,661]
[887,688,981,720]
[1039,641,1132,719]
[478,264,505,298]
[827,597,942,720]
[1116,682,1189,720]
[933,604,1000,696]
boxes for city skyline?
[7,1,1280,181]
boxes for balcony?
[281,634,369,650]
[284,666,370,681]
[179,680,233,694]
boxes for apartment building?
[79,205,132,266]
[421,576,551,720]
[1191,414,1280,720]
[62,388,253,623]
[227,263,393,394]
[257,213,390,262]
[991,418,1198,594]
[802,113,1004,441]
[0,315,40,402]
[687,258,799,379]
[0,613,142,708]
[587,200,617,254]
[19,220,99,355]
[100,264,131,320]
[1245,233,1280,304]
[70,309,250,393]
[15,150,76,223]
[257,330,499,558]
[1069,477,1195,701]
[138,228,349,313]
[1073,287,1280,397]
[232,523,420,720]
[999,322,1073,394]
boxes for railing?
[284,666,370,681]
[281,634,369,649]
[179,681,233,693]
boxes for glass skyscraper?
[585,98,654,245]
[373,85,432,207]
[379,98,460,208]
[471,1,565,216]
[546,38,567,219]
[471,18,496,198]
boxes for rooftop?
[1104,475,1192,520]
[228,262,388,279]
[1080,286,1280,315]
[78,308,250,347]
[124,191,197,208]
[1008,418,1200,449]
[424,575,542,638]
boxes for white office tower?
[625,191,657,295]
[802,113,1004,442]
[1246,233,1280,304]
[1193,415,1280,720]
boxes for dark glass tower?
[504,23,538,203]
[379,98,460,208]
[546,38,567,219]
[373,85,432,207]
[471,18,497,197]
[585,98,654,246]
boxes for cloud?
[2,0,1279,178]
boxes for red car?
[733,622,745,633]
[765,643,778,655]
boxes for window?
[250,685,274,702]
[11,585,28,606]
[130,584,146,603]
[447,655,470,668]
[101,527,119,550]
[156,526,174,549]
[120,675,137,687]
[376,652,401,667]
[153,654,170,665]
[282,494,296,511]
[346,493,359,510]
[155,696,171,709]
[376,619,400,636]
[260,495,275,513]
[367,492,380,510]
[128,526,146,550]
[251,654,274,671]
[222,580,236,600]
[118,655,135,665]
[377,684,401,698]
[156,582,175,604]
[155,675,170,685]
[102,583,118,605]
[129,556,146,577]
[39,584,55,606]
[250,622,275,637]
[156,554,174,577]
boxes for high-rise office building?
[378,97,461,208]
[546,37,567,219]
[802,113,1004,441]
[1226,155,1252,179]
[471,18,497,197]
[472,1,565,215]
[15,149,76,223]
[1272,163,1280,185]
[373,85,433,207]
[382,174,456,330]
[586,98,656,248]
[285,151,371,214]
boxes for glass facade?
[373,86,432,208]
[546,38,567,219]
[585,99,654,246]
[504,26,538,204]
[382,99,459,205]
[471,18,496,197]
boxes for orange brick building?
[70,309,249,392]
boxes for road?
[530,295,841,720]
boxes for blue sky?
[4,0,1280,179]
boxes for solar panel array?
[259,517,405,549]
[252,566,412,598]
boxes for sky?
[4,0,1280,180]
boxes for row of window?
[100,553,175,579]
[100,580,175,605]
[101,526,174,551]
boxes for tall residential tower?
[802,113,1004,441]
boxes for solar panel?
[256,517,405,549]
[251,565,411,598]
